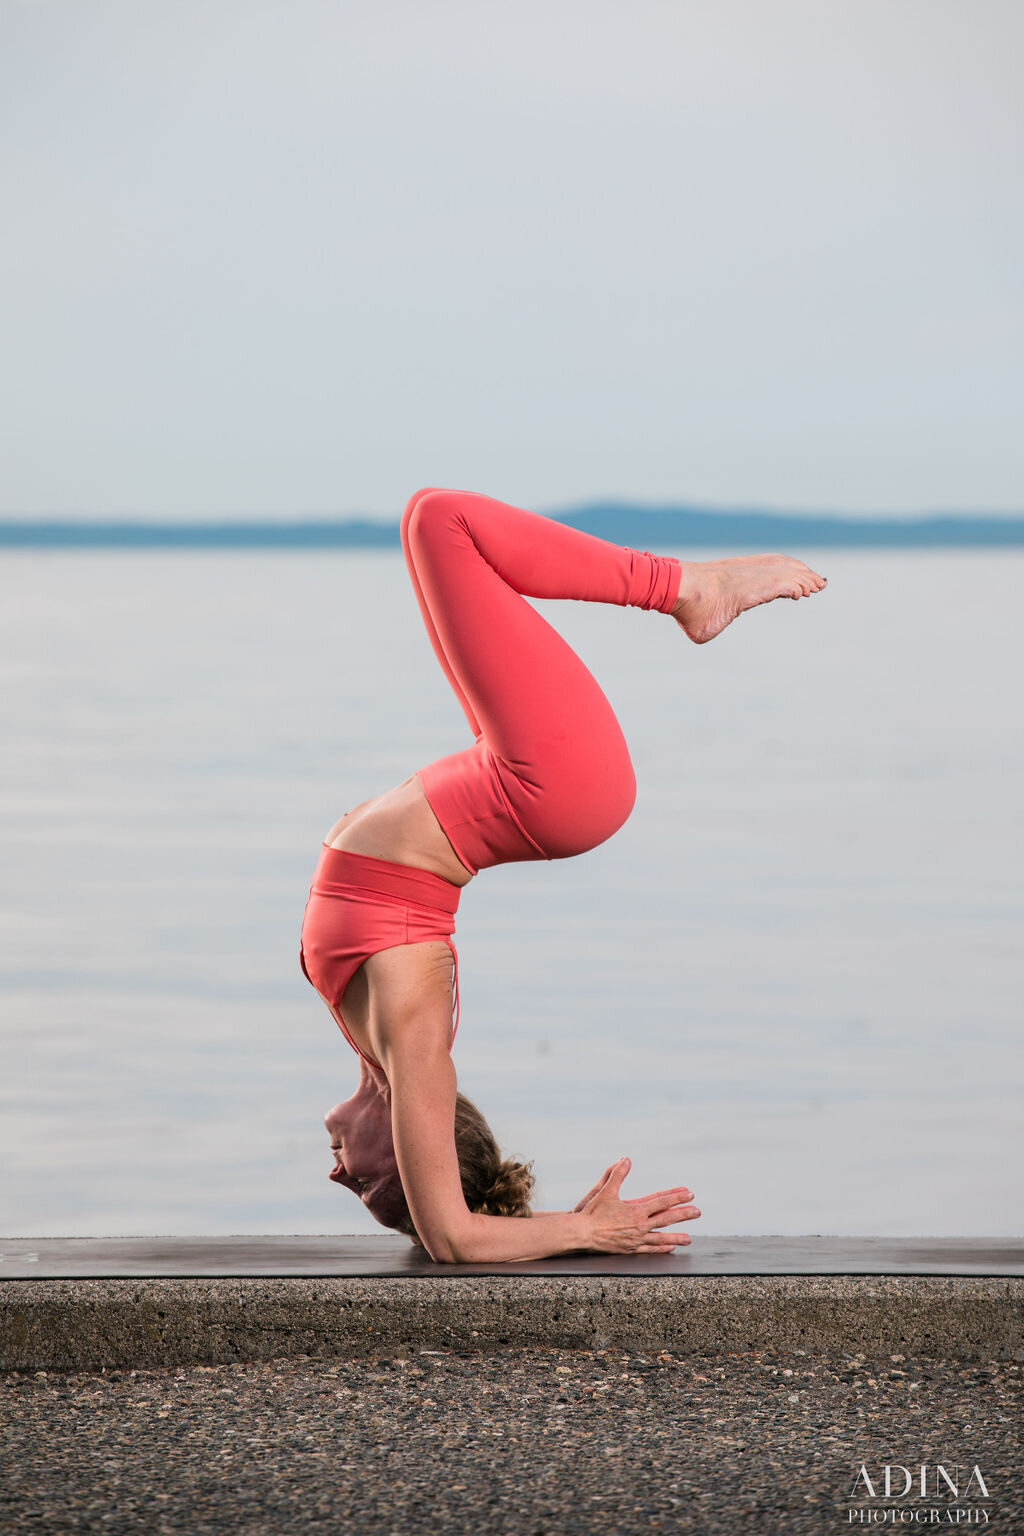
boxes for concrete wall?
[3,1276,1021,1370]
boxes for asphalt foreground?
[1,1349,1020,1535]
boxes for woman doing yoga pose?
[299,488,826,1262]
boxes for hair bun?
[479,1156,535,1219]
[452,1092,536,1221]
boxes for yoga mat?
[1,1235,1020,1279]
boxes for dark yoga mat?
[1,1235,1021,1279]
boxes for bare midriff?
[324,773,474,888]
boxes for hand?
[573,1157,700,1254]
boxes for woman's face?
[323,1064,410,1231]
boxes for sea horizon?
[1,504,1023,549]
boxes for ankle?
[671,562,711,617]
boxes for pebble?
[1,1349,1020,1533]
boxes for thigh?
[402,488,631,793]
[401,487,481,739]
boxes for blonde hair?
[393,1092,533,1239]
[452,1093,534,1218]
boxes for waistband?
[312,845,461,916]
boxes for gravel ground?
[1,1349,1020,1534]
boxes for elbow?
[425,1242,459,1265]
[420,1217,478,1266]
[421,1234,456,1264]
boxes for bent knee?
[401,486,457,539]
[402,487,441,520]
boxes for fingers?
[633,1229,692,1251]
[630,1184,695,1211]
[585,1162,700,1253]
[572,1160,625,1212]
[606,1156,632,1194]
[594,1161,622,1193]
[646,1201,701,1229]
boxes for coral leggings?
[300,488,681,1064]
[406,487,682,874]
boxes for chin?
[365,1180,414,1235]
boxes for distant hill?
[1,507,1022,548]
[561,505,1024,547]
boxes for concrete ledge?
[3,1275,1021,1371]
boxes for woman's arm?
[385,1042,579,1261]
[381,1030,699,1264]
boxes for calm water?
[1,549,1021,1237]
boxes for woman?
[299,488,826,1262]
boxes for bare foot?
[671,554,827,644]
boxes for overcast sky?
[2,0,1021,519]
